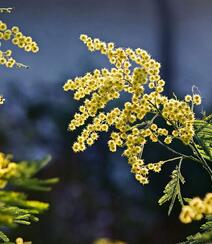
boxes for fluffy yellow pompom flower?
[179,193,212,224]
[185,95,192,102]
[193,94,202,105]
[15,238,24,244]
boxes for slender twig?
[163,156,183,163]
[191,141,212,180]
[0,8,13,13]
[127,114,158,131]
[157,138,201,164]
[177,157,184,206]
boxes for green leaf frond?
[0,154,58,243]
[158,158,185,215]
[194,115,212,162]
[179,215,212,244]
[0,231,9,243]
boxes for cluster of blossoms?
[0,49,16,68]
[179,193,212,224]
[0,153,17,188]
[0,20,39,68]
[93,238,126,244]
[64,35,201,185]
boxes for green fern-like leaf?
[0,155,59,192]
[0,154,58,242]
[194,115,212,162]
[17,155,52,178]
[0,231,9,242]
[158,159,185,215]
[179,215,212,244]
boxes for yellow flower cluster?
[0,20,39,68]
[0,49,16,68]
[162,99,195,144]
[185,94,202,105]
[179,193,212,224]
[64,35,201,185]
[93,238,126,244]
[0,153,17,188]
[131,160,165,185]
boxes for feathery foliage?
[194,115,212,162]
[180,215,212,244]
[0,154,58,243]
[158,158,185,215]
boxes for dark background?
[0,0,212,243]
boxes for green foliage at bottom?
[180,215,212,244]
[0,154,58,243]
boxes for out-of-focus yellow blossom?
[0,153,18,188]
[15,237,31,244]
[0,95,5,104]
[179,193,212,224]
[0,20,39,68]
[93,238,126,244]
[64,35,201,185]
[16,238,24,244]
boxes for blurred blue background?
[0,0,212,243]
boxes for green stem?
[163,156,183,163]
[157,138,201,164]
[190,141,212,182]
